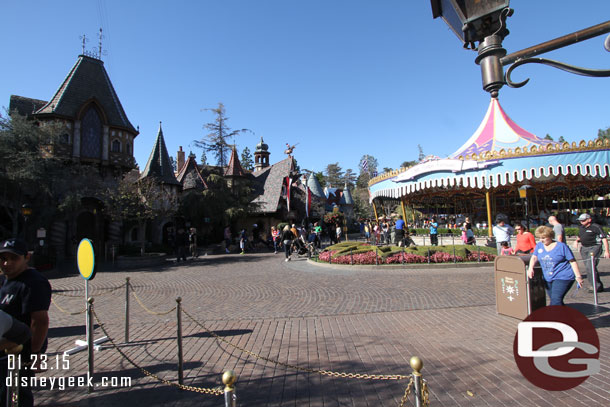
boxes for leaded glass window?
[81,107,102,158]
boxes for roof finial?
[98,28,104,59]
[79,34,88,54]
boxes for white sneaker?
[285,258,289,262]
[226,248,230,253]
[274,251,277,254]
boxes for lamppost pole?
[20,204,32,241]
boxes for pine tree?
[241,147,254,171]
[195,102,249,167]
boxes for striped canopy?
[451,98,555,159]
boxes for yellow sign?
[77,239,96,280]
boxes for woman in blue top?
[527,226,583,306]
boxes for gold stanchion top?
[222,370,237,390]
[87,297,94,304]
[176,297,182,303]
[5,344,23,355]
[410,356,423,374]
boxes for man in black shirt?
[0,238,52,407]
[574,213,608,292]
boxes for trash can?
[494,255,546,319]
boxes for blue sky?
[1,1,609,175]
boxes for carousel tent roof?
[368,98,610,201]
[451,98,555,159]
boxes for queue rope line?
[181,307,413,382]
[53,285,124,298]
[50,297,87,315]
[91,308,224,396]
[129,284,176,316]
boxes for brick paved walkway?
[33,253,610,406]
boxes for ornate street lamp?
[430,0,610,98]
[518,185,532,230]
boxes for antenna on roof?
[98,28,105,60]
[79,34,89,54]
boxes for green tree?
[383,167,393,173]
[343,168,357,188]
[195,102,249,168]
[241,146,254,171]
[314,171,326,188]
[401,160,418,168]
[0,111,82,238]
[102,170,177,253]
[325,163,344,187]
[200,151,208,166]
[358,155,378,179]
[597,127,610,140]
[544,134,554,141]
[558,136,566,143]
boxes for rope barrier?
[50,297,87,315]
[181,308,411,382]
[129,283,176,316]
[91,309,223,396]
[53,285,124,298]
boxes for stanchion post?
[453,245,456,264]
[223,370,237,407]
[451,233,455,246]
[6,344,23,407]
[427,248,430,264]
[410,356,424,407]
[125,277,130,343]
[402,246,405,265]
[375,247,379,266]
[478,246,481,263]
[591,253,599,306]
[176,297,184,384]
[87,297,94,394]
[350,248,353,266]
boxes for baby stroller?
[290,236,310,258]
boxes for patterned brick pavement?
[31,253,610,406]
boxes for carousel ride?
[368,98,610,235]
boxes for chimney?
[177,146,185,172]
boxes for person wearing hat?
[0,238,52,406]
[574,213,608,292]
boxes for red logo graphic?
[513,306,600,391]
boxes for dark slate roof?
[342,186,354,205]
[224,147,246,177]
[140,123,180,185]
[9,95,48,117]
[306,172,325,198]
[251,157,294,213]
[36,55,137,133]
[176,154,207,191]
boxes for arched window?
[111,139,121,153]
[81,106,102,158]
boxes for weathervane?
[79,28,107,60]
[79,34,89,54]
[284,143,299,157]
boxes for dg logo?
[513,306,600,391]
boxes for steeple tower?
[254,136,270,171]
[140,122,180,185]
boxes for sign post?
[77,239,96,392]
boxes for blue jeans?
[544,279,574,306]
